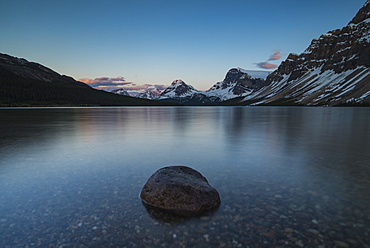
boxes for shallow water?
[0,106,369,247]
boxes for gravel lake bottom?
[1,107,370,247]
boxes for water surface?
[1,107,369,247]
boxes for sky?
[1,0,367,92]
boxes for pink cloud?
[255,62,278,69]
[78,78,95,85]
[78,77,130,87]
[268,50,282,61]
[254,49,283,70]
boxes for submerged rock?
[140,166,221,216]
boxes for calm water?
[0,107,370,247]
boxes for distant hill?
[0,53,177,106]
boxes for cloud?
[268,50,282,61]
[78,77,168,94]
[254,49,282,69]
[255,62,279,69]
[78,77,128,87]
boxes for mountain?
[135,90,158,100]
[204,68,268,101]
[159,79,199,98]
[111,87,162,100]
[134,87,162,100]
[157,70,269,105]
[0,53,177,106]
[158,79,215,105]
[241,1,370,106]
[111,88,130,96]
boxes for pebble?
[333,240,349,247]
[284,228,294,233]
[295,240,304,247]
[307,229,320,235]
[203,234,209,242]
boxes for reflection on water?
[0,107,370,247]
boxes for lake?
[0,106,370,247]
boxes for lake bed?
[1,107,370,247]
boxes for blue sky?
[1,0,367,91]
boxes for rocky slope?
[242,1,370,106]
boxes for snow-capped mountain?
[241,1,370,106]
[158,79,215,105]
[111,88,130,96]
[111,86,163,100]
[158,1,370,106]
[159,79,199,98]
[157,69,269,104]
[204,68,268,101]
[134,88,162,100]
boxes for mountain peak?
[205,67,268,101]
[111,88,130,96]
[235,67,250,74]
[159,79,198,99]
[349,0,370,24]
[171,79,186,85]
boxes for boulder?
[140,166,220,216]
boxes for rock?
[140,166,221,216]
